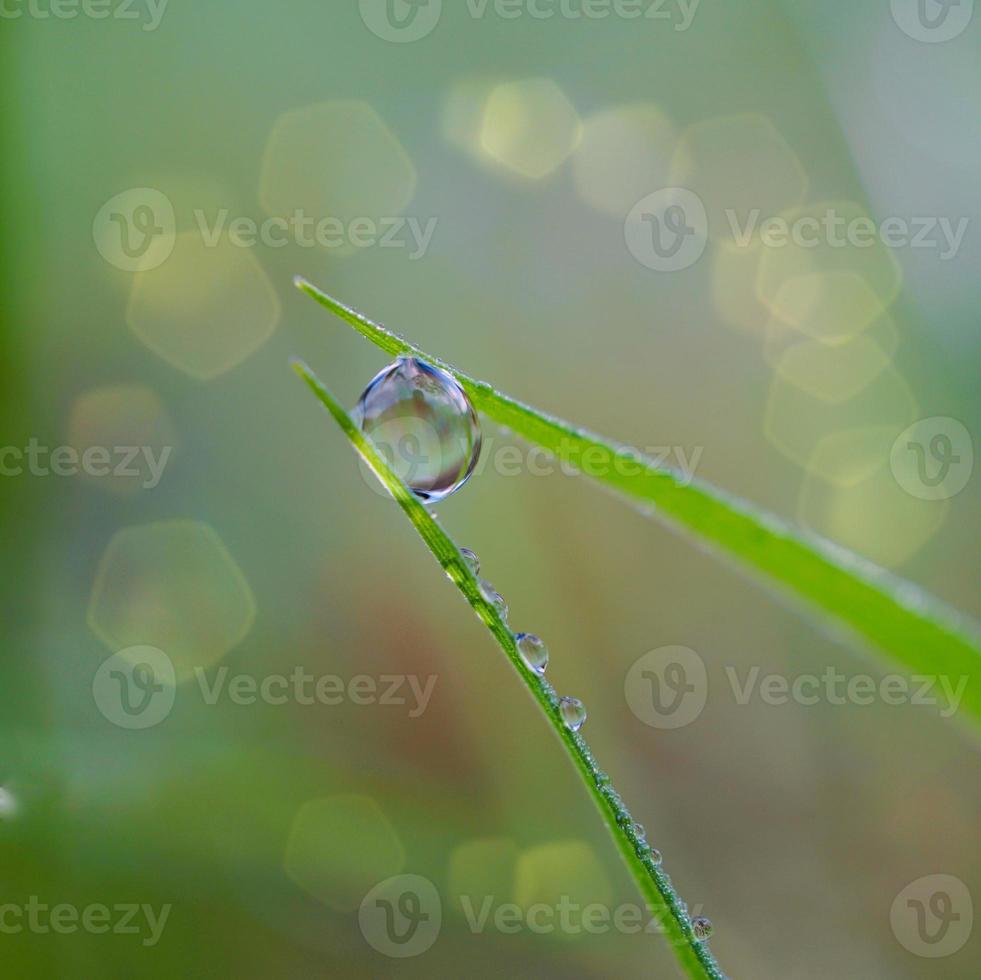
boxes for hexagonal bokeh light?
[283,795,404,911]
[66,384,178,496]
[126,231,280,380]
[88,520,256,681]
[480,79,582,180]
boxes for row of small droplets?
[459,546,714,945]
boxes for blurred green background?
[3,1,979,976]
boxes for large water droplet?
[356,357,481,504]
[460,548,480,576]
[649,847,663,866]
[515,633,549,675]
[478,579,509,621]
[633,822,646,841]
[692,916,714,941]
[558,696,587,732]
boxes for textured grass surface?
[293,358,728,980]
[295,276,981,726]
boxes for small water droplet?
[515,633,548,675]
[356,356,481,504]
[633,822,646,840]
[691,916,713,941]
[649,847,663,866]
[595,771,610,786]
[558,696,587,732]
[478,579,508,621]
[460,548,480,576]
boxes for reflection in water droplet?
[460,548,480,576]
[356,357,481,504]
[478,579,508,621]
[515,633,549,675]
[558,697,587,732]
[692,916,714,941]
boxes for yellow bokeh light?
[757,203,903,333]
[573,103,677,216]
[127,231,280,380]
[88,520,256,680]
[447,837,518,915]
[513,840,613,917]
[259,100,416,228]
[480,79,582,180]
[66,384,178,496]
[764,365,917,483]
[799,457,947,568]
[770,334,895,405]
[283,795,404,911]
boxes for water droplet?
[515,633,549,675]
[558,696,587,732]
[633,822,646,840]
[478,579,508,621]
[649,847,663,866]
[460,548,480,576]
[356,356,481,504]
[692,916,713,941]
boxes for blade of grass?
[295,276,981,724]
[292,358,728,980]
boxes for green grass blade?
[294,276,981,724]
[292,358,729,980]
